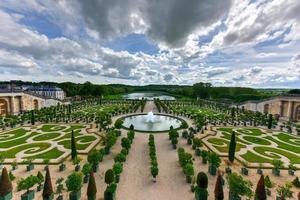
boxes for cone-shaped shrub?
[0,167,13,196]
[228,131,236,163]
[71,130,77,160]
[255,175,266,200]
[214,174,224,200]
[87,170,97,200]
[42,167,54,199]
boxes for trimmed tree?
[0,167,13,198]
[227,172,252,200]
[214,174,224,200]
[42,167,54,200]
[105,169,115,186]
[267,114,273,129]
[228,131,236,163]
[255,175,266,200]
[31,110,35,125]
[195,172,208,200]
[87,171,97,200]
[71,130,77,160]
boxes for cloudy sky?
[0,0,300,87]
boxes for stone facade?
[240,95,300,121]
[0,92,67,116]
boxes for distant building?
[239,94,300,122]
[0,82,69,116]
[25,86,65,100]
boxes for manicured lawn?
[0,124,99,162]
[58,135,97,150]
[254,146,300,164]
[206,127,300,165]
[26,147,64,159]
[207,138,246,153]
[0,128,29,141]
[40,124,67,132]
[0,131,40,148]
[1,143,51,158]
[33,132,61,141]
[240,150,272,163]
[243,136,271,145]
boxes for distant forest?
[0,80,291,102]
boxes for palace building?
[239,94,300,122]
[0,82,68,116]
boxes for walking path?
[116,101,193,200]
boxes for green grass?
[33,132,61,141]
[242,136,271,145]
[1,143,51,158]
[0,131,40,148]
[57,135,97,150]
[26,147,64,159]
[236,128,264,136]
[0,128,29,141]
[275,133,300,146]
[265,136,300,154]
[40,124,67,132]
[240,150,272,163]
[207,138,246,153]
[254,146,300,164]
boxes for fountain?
[145,111,156,123]
[122,112,184,132]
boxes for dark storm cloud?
[74,0,232,47]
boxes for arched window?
[296,105,300,121]
[0,99,8,116]
[33,99,39,110]
[264,104,269,114]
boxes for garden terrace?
[0,124,100,163]
[203,127,300,168]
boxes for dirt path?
[116,101,193,200]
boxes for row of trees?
[148,134,159,182]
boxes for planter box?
[69,190,81,200]
[195,148,201,156]
[26,164,34,172]
[115,174,120,183]
[43,193,54,200]
[75,165,80,172]
[84,175,89,184]
[225,167,232,174]
[186,176,192,183]
[0,192,12,200]
[87,195,96,200]
[272,168,280,176]
[56,195,63,200]
[228,193,241,200]
[257,169,263,175]
[37,184,43,192]
[92,164,99,173]
[21,191,35,200]
[59,164,66,172]
[288,169,295,176]
[241,167,248,175]
[266,189,271,196]
[208,165,217,176]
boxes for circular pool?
[122,114,183,132]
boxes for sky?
[0,0,300,88]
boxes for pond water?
[122,92,175,100]
[122,114,182,132]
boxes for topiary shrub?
[105,169,115,186]
[0,167,13,197]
